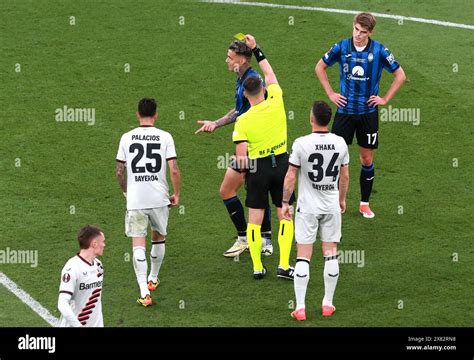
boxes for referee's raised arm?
[245,34,278,86]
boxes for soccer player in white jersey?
[57,225,105,327]
[116,98,181,307]
[282,101,350,321]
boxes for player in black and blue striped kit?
[195,40,274,257]
[316,12,406,218]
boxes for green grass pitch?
[0,0,472,327]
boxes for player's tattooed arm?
[195,108,237,134]
[214,108,238,128]
[116,161,127,193]
[282,166,297,202]
[282,165,298,220]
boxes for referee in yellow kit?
[233,34,294,280]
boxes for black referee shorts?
[245,153,294,209]
[332,110,379,149]
[228,154,243,173]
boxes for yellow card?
[233,33,246,41]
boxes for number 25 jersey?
[116,126,177,210]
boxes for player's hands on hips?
[339,199,346,214]
[169,194,179,207]
[367,95,387,107]
[282,203,292,220]
[329,92,347,108]
[244,34,257,50]
[195,120,217,134]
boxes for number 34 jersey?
[116,126,177,210]
[289,132,349,214]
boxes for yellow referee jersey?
[232,84,287,159]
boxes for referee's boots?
[277,265,294,280]
[253,266,267,280]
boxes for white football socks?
[149,240,165,283]
[323,256,339,306]
[294,258,310,310]
[133,246,149,298]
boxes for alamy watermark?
[337,249,365,268]
[18,335,55,353]
[380,105,420,126]
[0,247,38,268]
[55,105,95,126]
[217,153,258,173]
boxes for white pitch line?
[0,272,58,327]
[198,0,474,30]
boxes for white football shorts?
[125,207,169,237]
[294,212,341,244]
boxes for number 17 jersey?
[289,132,349,214]
[116,126,177,210]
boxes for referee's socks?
[278,219,294,270]
[247,223,264,272]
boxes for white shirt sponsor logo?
[352,66,365,76]
[347,65,370,81]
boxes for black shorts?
[229,154,243,173]
[245,153,291,209]
[332,111,379,149]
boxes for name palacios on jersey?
[131,134,160,141]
